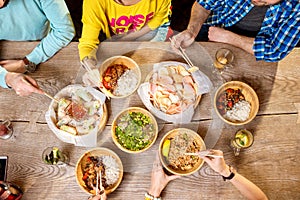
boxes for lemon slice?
[162,139,171,157]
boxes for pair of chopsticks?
[81,58,102,88]
[185,150,223,158]
[96,169,103,195]
[169,37,198,73]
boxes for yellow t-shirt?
[78,0,171,60]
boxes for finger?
[167,174,181,181]
[22,76,44,94]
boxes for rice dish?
[82,155,120,191]
[114,70,138,96]
[225,100,251,122]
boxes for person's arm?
[202,150,268,200]
[208,27,255,55]
[146,153,180,199]
[26,0,75,65]
[78,0,104,61]
[172,2,210,49]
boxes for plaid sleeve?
[196,0,222,10]
[254,11,300,62]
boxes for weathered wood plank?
[0,114,299,200]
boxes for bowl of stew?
[111,107,158,154]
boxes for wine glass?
[0,120,13,140]
[42,147,69,166]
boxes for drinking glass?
[213,48,234,74]
[230,129,254,156]
[42,147,69,166]
[0,181,23,200]
[0,120,13,140]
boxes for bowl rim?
[75,147,123,195]
[158,128,206,176]
[99,56,142,99]
[214,81,259,126]
[111,107,158,154]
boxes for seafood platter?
[159,128,206,176]
[111,107,158,154]
[45,85,107,146]
[214,81,259,125]
[75,148,123,195]
[99,56,141,98]
[138,61,212,123]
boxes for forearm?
[187,2,210,38]
[230,173,268,200]
[224,32,255,55]
[120,25,152,41]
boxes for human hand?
[170,29,195,49]
[208,27,233,44]
[88,193,107,200]
[0,59,26,73]
[5,72,44,96]
[201,150,230,177]
[148,153,180,197]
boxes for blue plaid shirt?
[197,0,300,62]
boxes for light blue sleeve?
[0,66,9,89]
[26,0,75,64]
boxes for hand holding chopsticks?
[169,37,199,73]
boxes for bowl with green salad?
[112,107,158,153]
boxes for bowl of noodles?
[75,147,123,195]
[99,56,141,98]
[159,128,206,176]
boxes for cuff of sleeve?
[26,52,40,65]
[0,66,9,89]
[253,36,265,61]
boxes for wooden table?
[0,41,299,200]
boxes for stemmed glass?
[0,120,13,140]
[42,147,69,166]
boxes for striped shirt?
[197,0,300,62]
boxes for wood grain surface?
[0,41,299,200]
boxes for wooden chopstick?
[184,152,224,158]
[169,38,195,68]
[43,92,59,103]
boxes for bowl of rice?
[99,56,141,98]
[75,147,123,195]
[214,81,259,125]
[111,107,158,154]
[159,128,206,176]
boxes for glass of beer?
[213,48,234,74]
[230,129,254,156]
